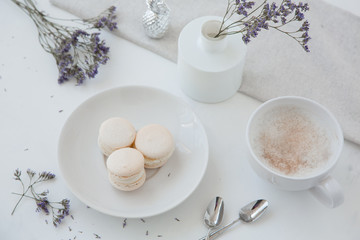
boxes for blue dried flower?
[91,6,118,31]
[26,169,36,178]
[14,169,21,181]
[242,34,251,44]
[39,171,56,180]
[12,0,118,85]
[36,197,50,214]
[216,0,311,52]
[300,20,310,31]
[11,168,71,227]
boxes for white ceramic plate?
[58,86,208,218]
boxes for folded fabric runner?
[50,0,360,145]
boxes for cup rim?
[246,96,344,180]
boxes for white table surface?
[1,1,360,239]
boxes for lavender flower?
[14,169,21,181]
[39,171,56,180]
[53,199,70,227]
[36,197,50,215]
[216,0,311,52]
[11,0,118,84]
[87,6,118,31]
[11,169,70,227]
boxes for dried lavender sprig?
[11,168,44,215]
[11,0,117,84]
[215,0,310,52]
[11,169,70,227]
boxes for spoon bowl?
[239,199,268,223]
[204,196,224,240]
[199,199,268,240]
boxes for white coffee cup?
[246,96,344,208]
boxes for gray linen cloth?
[50,0,360,145]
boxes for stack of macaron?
[98,117,175,191]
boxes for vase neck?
[199,19,227,53]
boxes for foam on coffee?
[252,106,332,177]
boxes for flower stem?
[11,192,36,199]
[11,185,32,215]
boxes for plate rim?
[57,85,209,218]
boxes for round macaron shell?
[106,148,146,191]
[98,117,136,156]
[106,148,145,177]
[134,124,175,168]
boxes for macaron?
[134,124,175,169]
[106,148,146,191]
[98,117,136,156]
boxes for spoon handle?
[198,218,240,240]
[205,228,211,240]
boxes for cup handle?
[309,176,344,208]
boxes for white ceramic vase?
[177,16,247,103]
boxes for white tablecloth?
[1,0,360,239]
[51,0,360,145]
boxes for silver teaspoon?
[199,199,269,240]
[204,196,225,240]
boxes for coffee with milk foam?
[251,106,334,177]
